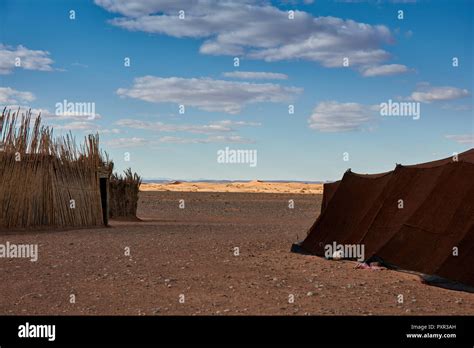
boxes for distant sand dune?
[140,181,323,194]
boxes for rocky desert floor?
[1,190,473,315]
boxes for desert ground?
[140,180,324,194]
[1,184,473,315]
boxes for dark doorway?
[99,178,109,226]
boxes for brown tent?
[320,180,339,213]
[300,149,474,287]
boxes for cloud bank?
[117,76,302,114]
[95,0,396,72]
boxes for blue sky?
[1,0,472,180]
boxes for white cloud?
[361,64,409,77]
[222,71,288,80]
[106,137,150,148]
[158,135,254,144]
[117,76,302,114]
[0,87,35,104]
[2,104,102,121]
[308,101,378,132]
[47,111,102,121]
[445,134,474,145]
[116,118,260,134]
[409,85,470,103]
[53,121,97,131]
[53,121,120,134]
[93,0,218,17]
[0,44,54,74]
[95,0,395,70]
[106,134,253,148]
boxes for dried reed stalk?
[0,108,111,229]
[109,168,142,218]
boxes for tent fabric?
[320,181,339,213]
[302,171,393,256]
[300,149,474,287]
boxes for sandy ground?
[141,180,324,194]
[0,190,473,315]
